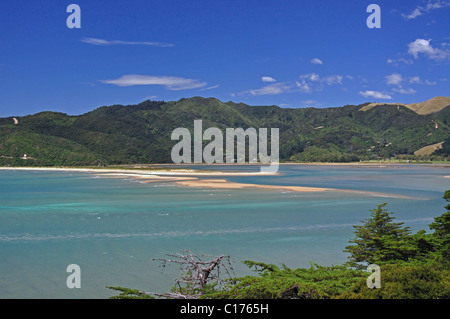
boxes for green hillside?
[0,97,449,166]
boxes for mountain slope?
[0,97,449,166]
[359,97,450,115]
[406,96,450,115]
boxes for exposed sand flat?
[174,178,414,198]
[176,178,330,192]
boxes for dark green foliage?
[242,260,281,273]
[338,264,450,299]
[0,97,448,166]
[344,203,414,269]
[424,191,450,267]
[202,263,365,299]
[345,191,450,270]
[435,136,450,157]
[106,286,154,299]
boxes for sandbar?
[174,178,414,198]
[175,179,330,192]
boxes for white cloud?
[261,76,277,83]
[408,39,435,58]
[359,91,392,100]
[322,75,343,85]
[295,80,312,93]
[406,76,437,85]
[408,38,450,61]
[404,8,422,20]
[246,82,294,96]
[200,84,220,91]
[393,87,417,95]
[101,75,207,90]
[299,73,344,85]
[409,76,421,84]
[386,73,403,86]
[402,1,450,20]
[385,73,418,95]
[310,58,323,65]
[294,73,348,94]
[300,73,320,82]
[387,57,413,66]
[240,73,348,97]
[81,37,174,47]
[301,100,324,107]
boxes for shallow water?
[0,164,448,298]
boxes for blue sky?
[0,0,449,117]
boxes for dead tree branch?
[144,249,234,299]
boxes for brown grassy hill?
[414,141,444,156]
[406,97,450,115]
[359,97,450,115]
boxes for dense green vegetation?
[344,203,415,269]
[1,97,449,166]
[109,190,450,299]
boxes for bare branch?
[149,250,234,299]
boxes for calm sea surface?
[0,164,448,298]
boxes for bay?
[0,164,448,298]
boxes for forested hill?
[0,96,449,166]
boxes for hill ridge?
[0,96,449,166]
[359,96,450,115]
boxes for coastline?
[149,162,450,167]
[1,161,450,173]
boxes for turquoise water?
[0,165,448,298]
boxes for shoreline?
[149,161,450,166]
[1,160,449,173]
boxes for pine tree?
[427,190,450,267]
[344,203,413,269]
[429,190,450,237]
